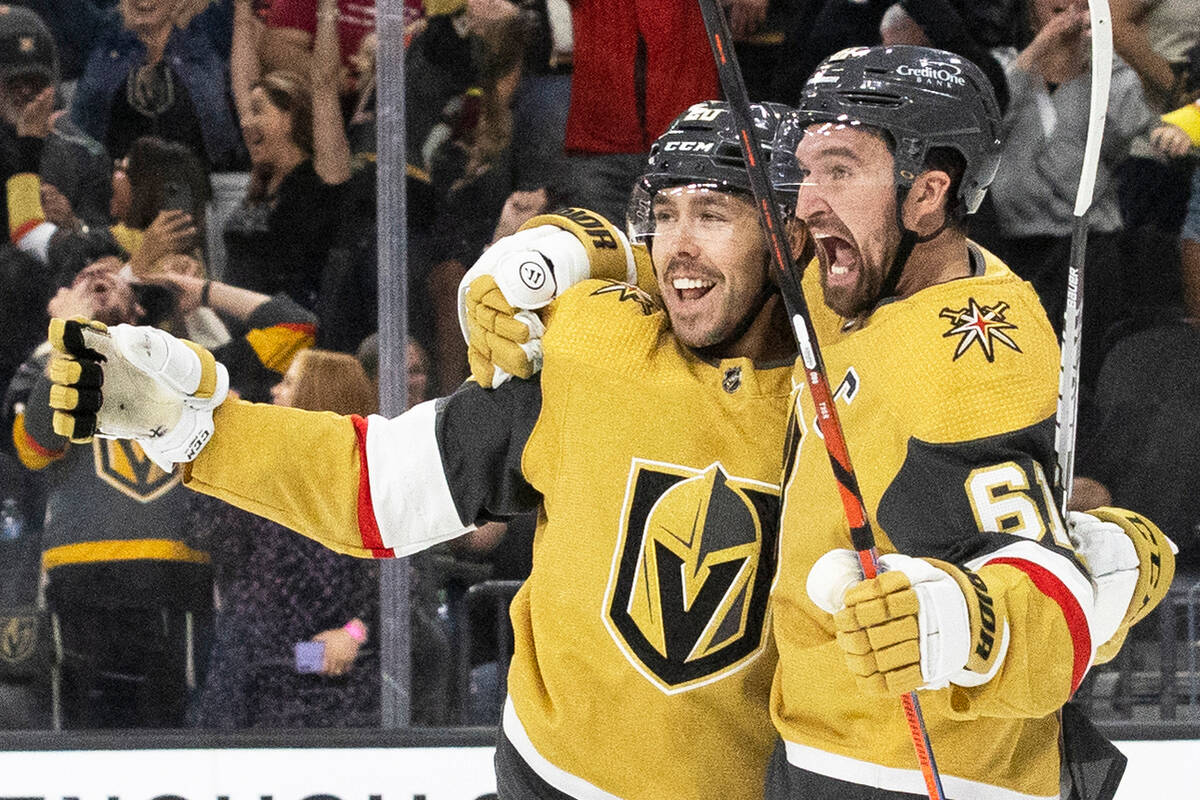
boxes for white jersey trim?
[502,697,623,800]
[967,539,1098,645]
[783,740,1059,800]
[364,402,473,557]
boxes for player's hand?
[808,550,1007,697]
[46,318,229,470]
[464,274,545,388]
[1069,508,1176,663]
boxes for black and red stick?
[694,2,945,797]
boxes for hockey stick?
[1054,0,1113,520]
[694,3,944,797]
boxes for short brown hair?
[288,349,378,416]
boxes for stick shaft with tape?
[695,2,945,797]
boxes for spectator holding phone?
[8,130,209,281]
[188,348,380,728]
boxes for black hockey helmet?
[0,4,58,88]
[628,100,790,242]
[772,45,1001,218]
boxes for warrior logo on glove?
[605,459,779,692]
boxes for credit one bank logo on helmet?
[896,60,966,86]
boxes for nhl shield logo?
[604,459,779,693]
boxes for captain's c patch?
[604,459,779,694]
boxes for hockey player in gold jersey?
[457,57,1175,800]
[41,92,1174,798]
[41,103,800,799]
[763,46,1174,800]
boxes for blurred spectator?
[1111,0,1199,235]
[260,0,376,96]
[354,331,431,402]
[424,11,529,260]
[1078,322,1200,571]
[424,180,566,395]
[223,4,350,310]
[9,128,209,288]
[407,0,532,190]
[67,0,241,168]
[0,4,112,230]
[771,0,1019,106]
[509,0,570,189]
[980,0,1180,384]
[1160,98,1200,319]
[1,260,315,728]
[877,1,1012,111]
[1112,0,1200,112]
[561,0,724,226]
[188,349,380,728]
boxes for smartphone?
[294,641,325,674]
[160,180,194,214]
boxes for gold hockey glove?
[1069,508,1176,664]
[464,274,545,388]
[809,550,1007,697]
[457,209,651,387]
[47,318,229,470]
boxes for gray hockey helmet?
[629,100,791,242]
[772,45,1001,217]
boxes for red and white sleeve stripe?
[351,399,475,558]
[968,540,1096,692]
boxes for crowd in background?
[0,0,1196,731]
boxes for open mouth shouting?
[813,232,860,290]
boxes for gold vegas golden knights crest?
[93,439,179,503]
[605,459,780,693]
[1,615,37,664]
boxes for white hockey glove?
[46,318,229,471]
[808,550,1008,697]
[1069,508,1176,664]
[457,209,640,388]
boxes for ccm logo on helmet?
[663,141,715,153]
[896,61,966,86]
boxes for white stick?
[1054,0,1113,520]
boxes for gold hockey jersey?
[771,246,1097,800]
[185,279,794,799]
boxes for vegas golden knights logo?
[605,459,779,693]
[93,439,179,503]
[1,615,37,664]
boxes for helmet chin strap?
[876,185,951,304]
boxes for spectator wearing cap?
[0,5,107,233]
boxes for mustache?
[661,257,721,282]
